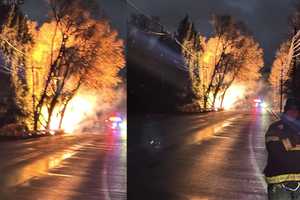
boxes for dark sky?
[20,0,126,79]
[128,0,296,69]
[20,0,298,69]
[20,0,126,39]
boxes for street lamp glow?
[261,102,268,108]
[120,119,127,139]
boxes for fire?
[203,51,213,64]
[214,84,246,110]
[41,92,98,133]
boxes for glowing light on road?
[261,102,268,108]
[4,145,82,188]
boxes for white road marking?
[249,126,268,192]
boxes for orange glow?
[213,84,246,110]
[41,91,98,133]
[203,51,213,64]
[2,146,81,188]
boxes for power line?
[126,0,172,32]
[126,0,153,21]
[126,0,200,60]
[0,35,33,76]
[1,37,26,55]
[130,28,190,71]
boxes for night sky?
[20,0,126,39]
[127,0,296,70]
[20,0,127,79]
[20,0,299,70]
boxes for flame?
[41,92,98,133]
[203,51,213,64]
[214,84,246,110]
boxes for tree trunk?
[220,86,229,108]
[34,34,69,131]
[58,80,82,130]
[204,48,226,109]
[211,58,230,108]
[220,76,235,109]
[46,97,58,129]
[58,101,68,130]
[46,60,71,129]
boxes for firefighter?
[264,98,300,199]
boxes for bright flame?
[203,51,213,64]
[41,92,98,133]
[214,84,246,110]
[261,102,268,109]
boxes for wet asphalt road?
[0,128,126,200]
[129,110,274,200]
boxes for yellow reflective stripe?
[281,138,300,151]
[266,174,300,184]
[266,136,280,143]
[290,145,300,151]
[282,138,293,151]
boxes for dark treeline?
[128,14,196,114]
[0,0,27,127]
[286,3,300,100]
[128,12,263,114]
[270,2,300,107]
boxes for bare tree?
[182,15,263,110]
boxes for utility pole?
[279,67,283,113]
[279,30,300,112]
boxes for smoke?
[73,84,127,134]
[221,79,269,110]
[244,79,266,97]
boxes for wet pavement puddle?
[0,143,88,189]
[185,117,238,145]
